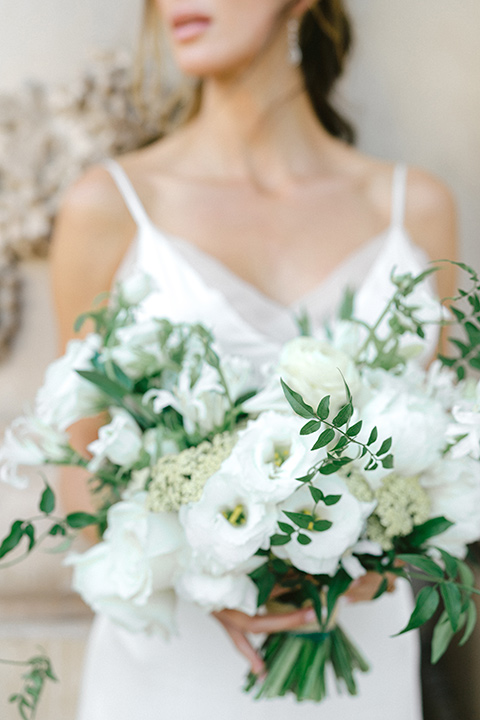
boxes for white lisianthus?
[87,408,143,473]
[106,319,168,379]
[357,369,449,487]
[66,492,185,636]
[272,476,375,576]
[0,415,71,488]
[35,333,106,430]
[223,411,321,504]
[117,272,157,306]
[278,337,362,413]
[180,472,278,575]
[421,458,480,557]
[175,565,259,615]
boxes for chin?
[172,45,257,80]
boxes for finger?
[345,572,383,603]
[215,616,265,675]
[214,606,316,634]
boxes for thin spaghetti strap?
[390,164,408,228]
[103,159,152,229]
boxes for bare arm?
[50,165,136,535]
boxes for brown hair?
[137,0,355,143]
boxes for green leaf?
[332,436,349,453]
[317,396,330,421]
[0,520,24,559]
[436,548,459,580]
[256,571,276,606]
[373,577,389,600]
[367,427,378,445]
[323,494,342,506]
[284,511,314,530]
[405,516,454,547]
[397,554,445,580]
[39,484,56,515]
[270,534,291,546]
[49,524,66,537]
[332,403,354,428]
[309,486,324,503]
[66,512,98,529]
[377,437,393,456]
[296,471,316,484]
[297,534,312,545]
[326,569,352,619]
[313,519,333,532]
[381,454,394,469]
[300,420,322,435]
[76,369,128,401]
[278,522,294,535]
[396,586,440,635]
[312,428,335,450]
[459,599,477,647]
[23,524,35,552]
[458,560,475,590]
[440,582,462,632]
[431,611,456,664]
[346,421,363,437]
[280,379,315,419]
[339,287,355,320]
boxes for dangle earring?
[287,18,302,66]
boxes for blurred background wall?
[0,1,479,718]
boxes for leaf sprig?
[437,261,480,379]
[1,652,57,720]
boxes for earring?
[287,18,302,66]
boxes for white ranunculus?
[35,333,106,430]
[421,458,480,557]
[66,493,185,635]
[117,272,157,306]
[356,369,449,487]
[180,472,278,575]
[175,566,259,615]
[278,337,362,413]
[0,415,71,488]
[272,476,375,576]
[224,411,321,504]
[87,408,143,473]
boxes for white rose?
[117,272,157,306]
[224,411,322,504]
[66,493,185,635]
[180,472,278,575]
[0,415,71,488]
[272,476,375,576]
[87,408,143,473]
[35,334,106,430]
[278,337,362,413]
[421,458,480,557]
[357,369,449,487]
[175,565,258,615]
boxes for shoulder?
[403,166,458,298]
[50,163,137,345]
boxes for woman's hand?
[212,571,397,673]
[212,604,317,676]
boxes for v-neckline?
[145,221,394,314]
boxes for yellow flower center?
[223,504,247,526]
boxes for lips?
[171,11,212,41]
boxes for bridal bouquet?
[2,262,480,709]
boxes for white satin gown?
[76,161,430,720]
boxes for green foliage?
[6,653,57,720]
[436,261,480,379]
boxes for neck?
[182,35,335,191]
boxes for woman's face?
[154,0,296,77]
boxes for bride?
[50,0,456,717]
